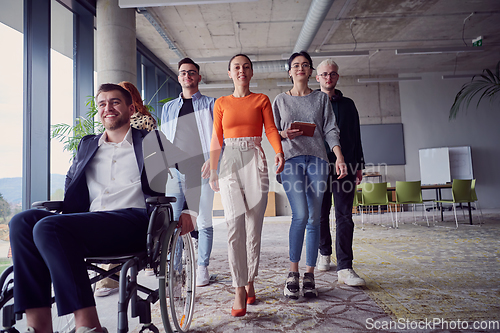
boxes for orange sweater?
[210,93,283,170]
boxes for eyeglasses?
[291,63,311,69]
[179,70,198,77]
[318,72,339,78]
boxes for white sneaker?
[196,265,210,287]
[337,268,366,286]
[75,327,108,333]
[94,287,119,297]
[317,254,331,271]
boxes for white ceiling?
[130,0,500,84]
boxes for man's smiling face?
[97,90,134,131]
[178,63,201,89]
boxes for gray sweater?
[272,90,340,162]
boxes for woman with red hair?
[119,81,157,131]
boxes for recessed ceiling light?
[395,46,484,55]
[120,0,258,8]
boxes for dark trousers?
[319,168,357,271]
[9,208,149,316]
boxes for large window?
[1,0,179,222]
[50,0,75,200]
[0,0,94,216]
[0,23,23,179]
[0,2,24,237]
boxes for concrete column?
[96,0,136,86]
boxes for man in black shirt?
[316,59,366,286]
[161,58,216,287]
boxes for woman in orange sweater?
[209,54,285,317]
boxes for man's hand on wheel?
[178,212,196,235]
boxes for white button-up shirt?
[86,128,146,212]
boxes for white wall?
[399,72,500,208]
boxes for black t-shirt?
[173,98,204,160]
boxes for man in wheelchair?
[8,83,195,333]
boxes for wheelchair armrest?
[32,201,64,211]
[146,196,177,206]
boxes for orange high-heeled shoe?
[231,306,246,317]
[247,294,256,305]
[231,291,247,317]
[246,283,256,304]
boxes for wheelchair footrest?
[132,299,152,324]
[138,323,159,333]
[1,304,16,329]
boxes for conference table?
[386,183,473,225]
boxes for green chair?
[389,181,433,227]
[434,179,473,228]
[353,184,362,215]
[470,179,484,224]
[386,182,395,220]
[359,182,394,229]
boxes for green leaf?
[449,60,500,119]
[51,96,102,160]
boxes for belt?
[225,140,259,152]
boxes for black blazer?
[62,128,161,214]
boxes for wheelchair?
[0,195,196,333]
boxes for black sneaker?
[302,272,318,298]
[284,272,300,299]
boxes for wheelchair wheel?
[0,266,75,333]
[158,228,196,333]
[0,266,16,332]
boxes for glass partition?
[0,1,24,252]
[50,0,74,200]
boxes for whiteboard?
[419,147,450,185]
[449,146,473,180]
[419,146,473,185]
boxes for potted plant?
[449,60,500,119]
[51,97,103,159]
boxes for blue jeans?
[281,155,329,267]
[167,168,214,267]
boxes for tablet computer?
[290,121,316,137]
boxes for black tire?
[158,226,196,333]
[168,229,196,332]
[158,222,178,333]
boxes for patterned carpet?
[142,209,500,333]
[352,212,500,325]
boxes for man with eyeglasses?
[161,58,215,287]
[315,59,366,287]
